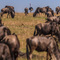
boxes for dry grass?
[1,12,59,60]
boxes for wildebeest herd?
[25,6,60,60]
[0,5,60,60]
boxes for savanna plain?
[2,13,60,60]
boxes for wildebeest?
[33,7,47,17]
[56,6,60,14]
[26,36,60,60]
[5,5,14,10]
[1,7,15,18]
[2,33,20,60]
[29,7,33,12]
[24,8,28,16]
[0,26,11,40]
[46,16,60,24]
[33,6,53,17]
[0,43,14,60]
[34,22,59,36]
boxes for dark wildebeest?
[56,6,60,14]
[34,22,59,36]
[2,33,20,60]
[5,5,14,10]
[24,8,28,16]
[46,16,60,24]
[33,6,53,17]
[0,43,15,60]
[1,8,15,18]
[0,26,11,41]
[29,7,33,12]
[33,7,47,17]
[26,36,60,60]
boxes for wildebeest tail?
[26,38,29,60]
[34,27,36,36]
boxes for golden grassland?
[1,13,60,60]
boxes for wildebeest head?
[11,11,15,18]
[0,26,11,41]
[33,7,40,17]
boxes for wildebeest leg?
[39,31,41,36]
[29,51,32,60]
[14,51,18,60]
[48,45,54,60]
[46,52,49,60]
[7,13,8,18]
[7,12,9,18]
[48,47,56,60]
[26,44,36,60]
[12,54,15,60]
[29,47,35,60]
[39,13,40,17]
[26,44,29,60]
[57,11,58,14]
[1,12,3,17]
[9,13,11,18]
[48,52,52,60]
[26,45,33,60]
